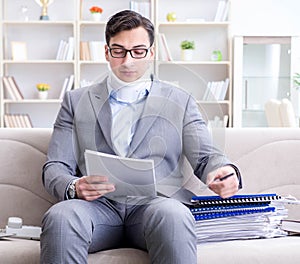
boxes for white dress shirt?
[107,71,152,156]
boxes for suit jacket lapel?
[128,79,172,156]
[88,80,114,150]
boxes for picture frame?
[11,41,27,61]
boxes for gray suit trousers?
[40,196,197,264]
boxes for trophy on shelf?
[35,0,54,20]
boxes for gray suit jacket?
[43,77,238,203]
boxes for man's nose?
[123,51,135,63]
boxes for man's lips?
[121,70,136,75]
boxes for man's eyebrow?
[110,43,148,49]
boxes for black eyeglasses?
[108,47,151,59]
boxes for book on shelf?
[4,114,32,128]
[130,0,151,19]
[80,41,90,61]
[207,115,229,128]
[59,75,74,99]
[80,41,105,61]
[157,33,173,61]
[188,193,288,243]
[214,1,229,22]
[2,76,16,100]
[56,37,74,61]
[89,41,105,62]
[2,76,24,100]
[203,78,229,101]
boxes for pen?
[199,172,235,192]
[218,172,235,181]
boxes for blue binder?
[189,193,281,221]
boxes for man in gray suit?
[41,10,241,264]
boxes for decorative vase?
[91,13,102,21]
[181,49,194,61]
[38,91,48,100]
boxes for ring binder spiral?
[192,206,276,221]
[189,193,283,221]
[190,193,282,206]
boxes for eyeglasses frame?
[108,46,152,59]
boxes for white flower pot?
[181,49,194,61]
[38,91,48,100]
[91,13,102,21]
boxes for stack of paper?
[189,194,288,243]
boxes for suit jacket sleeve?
[42,91,80,201]
[182,95,241,186]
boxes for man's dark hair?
[105,10,154,47]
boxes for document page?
[84,150,156,198]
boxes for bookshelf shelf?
[197,100,230,104]
[3,99,62,104]
[158,22,230,27]
[2,21,75,25]
[0,0,232,128]
[3,60,75,64]
[158,61,231,65]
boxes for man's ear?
[105,44,109,62]
[149,45,155,59]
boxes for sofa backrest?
[215,128,300,220]
[0,128,56,227]
[0,128,299,228]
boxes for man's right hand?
[75,175,115,201]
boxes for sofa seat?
[1,236,299,264]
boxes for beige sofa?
[0,128,299,264]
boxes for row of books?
[2,75,74,101]
[4,114,32,128]
[214,0,230,22]
[207,115,229,128]
[2,76,23,100]
[80,41,105,61]
[188,193,299,243]
[56,37,74,61]
[157,33,173,61]
[202,78,229,101]
[130,0,151,19]
[59,75,75,99]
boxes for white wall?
[231,0,300,36]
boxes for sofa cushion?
[0,137,56,227]
[3,236,299,264]
[0,238,40,264]
[197,236,300,263]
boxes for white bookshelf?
[155,0,232,126]
[0,0,231,127]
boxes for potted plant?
[180,40,195,61]
[89,6,103,21]
[36,83,50,99]
[293,73,300,89]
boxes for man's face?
[105,27,154,83]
